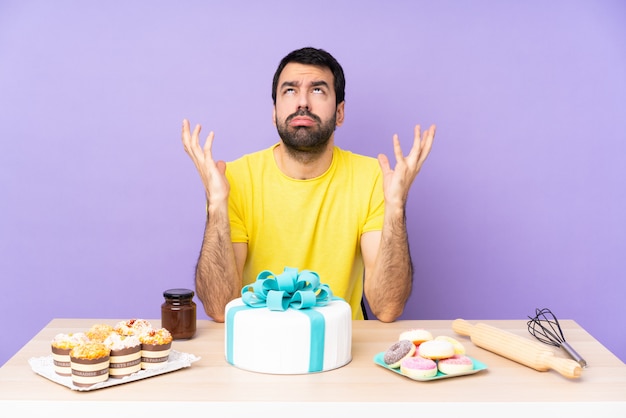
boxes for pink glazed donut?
[437,354,474,375]
[400,356,438,378]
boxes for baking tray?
[28,350,200,391]
[373,352,487,381]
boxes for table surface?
[1,318,625,415]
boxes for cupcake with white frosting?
[114,319,153,337]
[104,333,142,378]
[139,328,173,370]
[50,332,89,376]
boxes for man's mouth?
[289,116,316,127]
[287,110,320,127]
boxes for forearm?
[195,204,240,322]
[365,205,413,322]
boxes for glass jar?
[161,288,196,340]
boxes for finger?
[414,124,422,145]
[392,133,406,163]
[182,119,199,157]
[419,125,436,157]
[192,123,201,142]
[377,153,391,174]
[216,160,227,175]
[188,123,204,156]
[407,124,423,159]
[181,119,191,146]
[203,131,215,160]
[182,119,190,135]
[415,124,436,168]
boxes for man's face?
[273,63,344,154]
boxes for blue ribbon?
[241,267,333,311]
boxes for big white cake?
[225,297,352,374]
[224,267,352,374]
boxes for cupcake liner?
[70,356,110,387]
[140,342,171,370]
[109,345,141,378]
[51,346,71,376]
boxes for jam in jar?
[161,288,196,340]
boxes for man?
[182,47,435,323]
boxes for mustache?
[286,109,321,124]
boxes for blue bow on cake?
[241,267,333,311]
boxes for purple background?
[1,1,625,366]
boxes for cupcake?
[50,332,89,376]
[69,342,110,387]
[139,328,172,370]
[86,323,114,342]
[114,319,153,337]
[104,333,142,378]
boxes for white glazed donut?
[437,354,474,375]
[435,335,466,355]
[418,339,455,360]
[399,328,433,345]
[383,340,416,368]
[400,356,438,378]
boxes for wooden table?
[1,318,625,416]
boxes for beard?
[275,109,336,158]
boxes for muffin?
[86,323,115,342]
[50,332,89,376]
[114,319,153,337]
[69,342,110,387]
[139,328,172,370]
[104,333,142,378]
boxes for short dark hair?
[271,47,345,106]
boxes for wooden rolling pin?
[452,319,582,379]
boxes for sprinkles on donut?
[383,339,416,368]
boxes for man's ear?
[335,101,345,127]
[272,107,277,127]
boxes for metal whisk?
[527,308,587,368]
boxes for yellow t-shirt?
[225,144,384,319]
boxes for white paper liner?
[28,350,200,391]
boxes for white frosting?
[225,298,352,374]
[114,319,153,336]
[104,333,141,351]
[51,332,88,347]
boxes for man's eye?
[313,88,324,94]
[284,88,295,95]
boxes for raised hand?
[377,124,436,208]
[181,119,230,205]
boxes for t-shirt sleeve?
[362,168,384,233]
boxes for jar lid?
[163,288,195,299]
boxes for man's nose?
[297,93,310,110]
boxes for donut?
[399,328,433,345]
[435,335,466,355]
[383,339,416,368]
[417,339,455,360]
[400,356,438,379]
[437,354,474,375]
